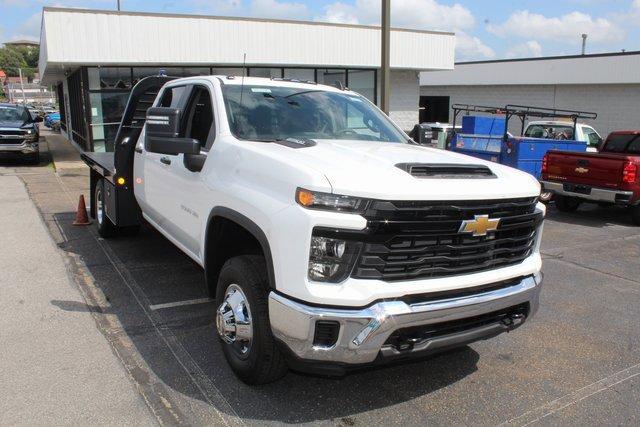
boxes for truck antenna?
[240,53,247,108]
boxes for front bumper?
[541,180,633,205]
[269,273,542,366]
[0,141,39,154]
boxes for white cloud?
[316,0,475,32]
[249,0,309,20]
[17,12,42,41]
[487,10,625,45]
[455,31,495,60]
[505,40,543,58]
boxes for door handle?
[160,156,171,165]
[135,147,143,154]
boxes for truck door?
[134,84,189,231]
[163,84,216,259]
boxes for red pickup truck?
[540,130,640,225]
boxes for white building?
[419,51,640,137]
[38,7,455,152]
[5,82,56,105]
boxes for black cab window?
[159,86,187,108]
[183,86,214,148]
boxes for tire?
[539,190,553,203]
[215,255,288,384]
[554,195,581,213]
[631,205,640,226]
[26,151,39,165]
[94,179,117,238]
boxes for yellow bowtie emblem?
[459,214,501,237]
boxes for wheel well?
[205,216,268,297]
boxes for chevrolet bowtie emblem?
[575,167,589,174]
[459,215,500,237]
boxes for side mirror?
[34,116,43,123]
[145,107,201,155]
[146,107,180,138]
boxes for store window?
[132,67,210,85]
[283,68,315,82]
[90,92,130,152]
[348,70,375,103]
[249,68,282,78]
[317,69,346,88]
[88,67,131,90]
[211,67,244,77]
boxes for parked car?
[450,104,598,201]
[524,121,602,152]
[541,130,640,224]
[0,103,42,163]
[82,76,545,384]
[44,112,60,128]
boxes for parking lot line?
[149,298,214,311]
[501,362,640,426]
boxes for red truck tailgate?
[545,151,628,189]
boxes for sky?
[1,0,639,61]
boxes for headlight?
[25,130,33,134]
[308,235,362,283]
[296,188,367,213]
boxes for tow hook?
[502,313,525,327]
[397,337,421,352]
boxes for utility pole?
[18,68,27,105]
[117,0,121,11]
[581,34,587,55]
[380,0,390,114]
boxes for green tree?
[0,46,37,79]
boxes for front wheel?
[215,255,288,384]
[554,195,581,213]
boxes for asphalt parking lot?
[2,145,639,426]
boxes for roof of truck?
[166,75,352,94]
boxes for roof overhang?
[40,7,455,85]
[420,51,640,86]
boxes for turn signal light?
[541,154,549,174]
[116,177,126,186]
[622,162,637,184]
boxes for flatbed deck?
[81,152,115,181]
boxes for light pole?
[117,0,121,11]
[380,0,390,115]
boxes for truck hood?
[280,139,540,200]
[0,120,27,129]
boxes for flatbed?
[81,152,115,181]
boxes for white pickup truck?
[524,120,602,152]
[82,76,545,384]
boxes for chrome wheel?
[216,284,253,359]
[539,190,553,203]
[96,187,104,225]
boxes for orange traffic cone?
[73,195,92,226]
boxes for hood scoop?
[396,163,496,179]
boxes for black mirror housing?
[146,107,181,138]
[34,116,44,123]
[146,137,201,155]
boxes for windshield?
[524,124,574,140]
[602,134,640,155]
[222,85,407,143]
[0,105,30,123]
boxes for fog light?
[308,235,361,283]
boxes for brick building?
[419,51,640,137]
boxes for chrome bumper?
[0,141,39,154]
[269,273,542,365]
[541,181,633,204]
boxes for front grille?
[0,131,27,145]
[384,303,529,350]
[351,197,542,281]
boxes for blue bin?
[461,116,506,136]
